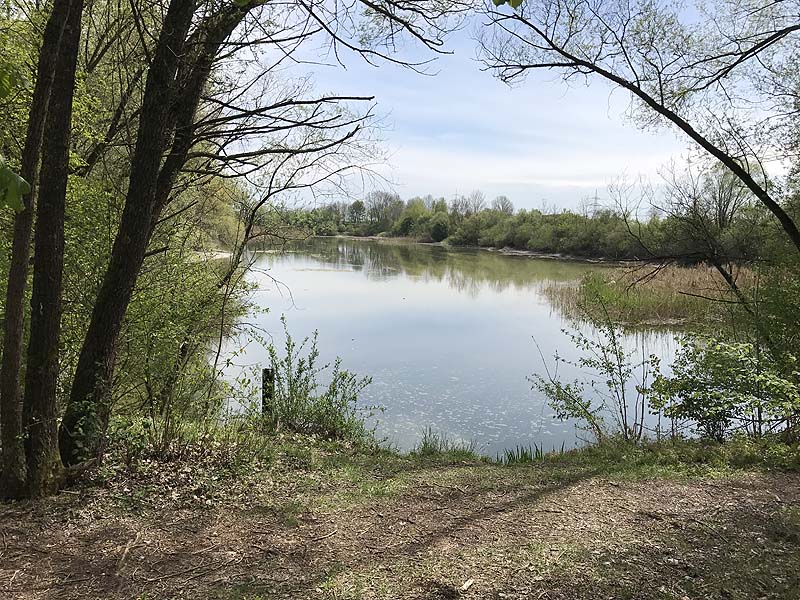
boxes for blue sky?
[295,20,688,211]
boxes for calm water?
[224,237,675,455]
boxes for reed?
[411,427,480,461]
[498,442,567,464]
[546,264,750,328]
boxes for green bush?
[267,317,374,442]
[651,338,800,441]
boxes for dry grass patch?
[546,263,753,328]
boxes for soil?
[1,450,798,600]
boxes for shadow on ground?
[1,457,798,600]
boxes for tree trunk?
[23,0,84,497]
[0,0,72,500]
[59,0,197,466]
[59,0,255,465]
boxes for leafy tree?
[429,212,450,242]
[54,0,468,465]
[349,199,366,223]
[0,0,470,491]
[1,0,83,498]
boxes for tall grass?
[498,442,567,465]
[411,427,480,460]
[546,264,747,327]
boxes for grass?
[498,442,567,464]
[540,434,800,479]
[546,264,749,328]
[409,426,483,462]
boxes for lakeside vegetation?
[306,192,657,259]
[544,265,742,328]
[302,174,789,263]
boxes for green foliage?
[312,185,795,265]
[0,58,25,100]
[0,157,29,212]
[498,442,566,464]
[312,195,669,259]
[429,211,449,242]
[452,208,649,257]
[531,301,655,443]
[267,317,374,442]
[348,199,366,223]
[651,338,800,441]
[410,426,480,461]
[0,55,30,212]
[533,374,606,441]
[758,259,800,371]
[54,172,254,458]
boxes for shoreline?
[326,234,647,266]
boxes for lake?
[223,237,675,456]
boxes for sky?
[287,17,690,212]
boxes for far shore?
[325,233,644,265]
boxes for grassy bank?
[2,433,798,599]
[545,264,744,328]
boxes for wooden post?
[262,367,275,419]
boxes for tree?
[492,195,514,215]
[24,0,85,496]
[1,0,83,498]
[59,0,200,466]
[349,199,366,223]
[482,0,800,253]
[431,197,448,213]
[450,194,469,225]
[429,211,450,241]
[610,165,770,312]
[58,0,469,465]
[366,190,403,230]
[465,189,486,215]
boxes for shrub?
[651,338,800,441]
[267,317,374,442]
[530,301,656,443]
[392,214,415,236]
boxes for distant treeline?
[298,189,776,261]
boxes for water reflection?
[251,237,601,297]
[231,237,675,455]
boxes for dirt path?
[1,454,799,600]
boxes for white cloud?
[291,23,689,209]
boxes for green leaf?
[0,61,25,100]
[508,0,524,8]
[493,0,507,5]
[0,159,31,212]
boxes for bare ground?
[1,445,799,600]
